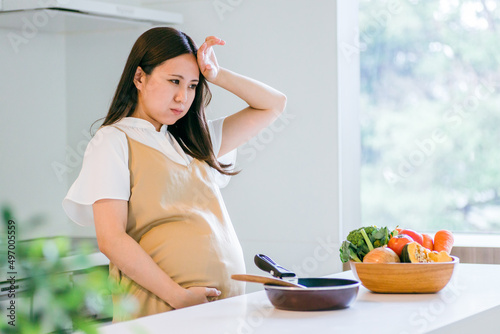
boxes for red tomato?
[388,234,414,257]
[400,229,424,246]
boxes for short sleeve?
[62,127,130,226]
[207,117,237,189]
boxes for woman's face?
[133,53,200,131]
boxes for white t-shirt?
[62,117,236,227]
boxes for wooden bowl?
[349,256,459,293]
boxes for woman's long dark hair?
[99,27,236,176]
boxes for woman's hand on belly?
[171,286,221,309]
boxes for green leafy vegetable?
[360,229,374,251]
[339,226,391,263]
[340,241,362,263]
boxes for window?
[360,0,500,233]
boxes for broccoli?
[339,226,391,263]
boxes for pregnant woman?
[63,27,286,321]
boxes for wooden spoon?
[231,274,306,288]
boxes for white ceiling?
[139,0,199,5]
[95,0,206,7]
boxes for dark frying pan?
[254,254,360,311]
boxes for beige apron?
[109,127,245,322]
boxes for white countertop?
[97,264,500,334]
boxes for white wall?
[0,28,69,240]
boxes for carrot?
[422,233,434,251]
[433,230,454,253]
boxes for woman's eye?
[170,79,180,84]
[189,84,198,89]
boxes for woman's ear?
[133,66,145,90]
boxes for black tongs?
[254,254,297,279]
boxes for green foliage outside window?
[360,0,500,232]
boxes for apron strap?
[110,125,128,137]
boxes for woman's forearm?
[212,67,286,113]
[100,232,185,307]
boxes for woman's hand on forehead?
[197,36,225,83]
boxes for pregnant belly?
[138,219,245,297]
